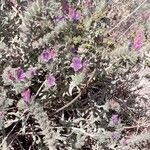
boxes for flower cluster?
[1,0,149,149]
[40,49,56,63]
[2,46,86,104]
[133,30,144,50]
[21,89,31,103]
[61,0,81,21]
[2,67,36,84]
[2,66,36,103]
[70,57,83,72]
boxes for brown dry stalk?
[50,68,97,116]
[108,0,148,33]
[0,79,46,148]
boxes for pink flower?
[15,68,26,81]
[46,74,56,88]
[49,50,56,59]
[133,31,144,50]
[21,89,31,103]
[40,49,56,62]
[70,57,83,72]
[68,7,81,21]
[111,114,120,124]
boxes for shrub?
[0,0,150,149]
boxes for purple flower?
[40,50,50,62]
[61,1,81,21]
[49,50,56,59]
[70,57,83,72]
[111,132,120,141]
[21,89,31,103]
[15,68,25,81]
[111,114,120,124]
[40,49,56,62]
[133,31,144,50]
[61,0,69,14]
[46,74,56,88]
[68,7,81,21]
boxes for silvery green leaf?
[0,96,14,109]
[4,119,19,128]
[69,73,85,95]
[0,117,4,130]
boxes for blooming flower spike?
[21,89,31,103]
[70,57,83,72]
[68,7,81,21]
[133,31,144,50]
[111,114,120,125]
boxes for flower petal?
[21,89,31,103]
[70,57,83,72]
[15,68,25,81]
[46,74,56,87]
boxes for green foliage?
[69,73,85,95]
[29,101,66,149]
[0,0,150,149]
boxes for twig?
[0,110,27,148]
[11,6,23,20]
[108,0,148,33]
[117,21,136,41]
[50,69,96,116]
[0,80,46,148]
[122,123,150,130]
[34,80,46,100]
[6,114,30,149]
